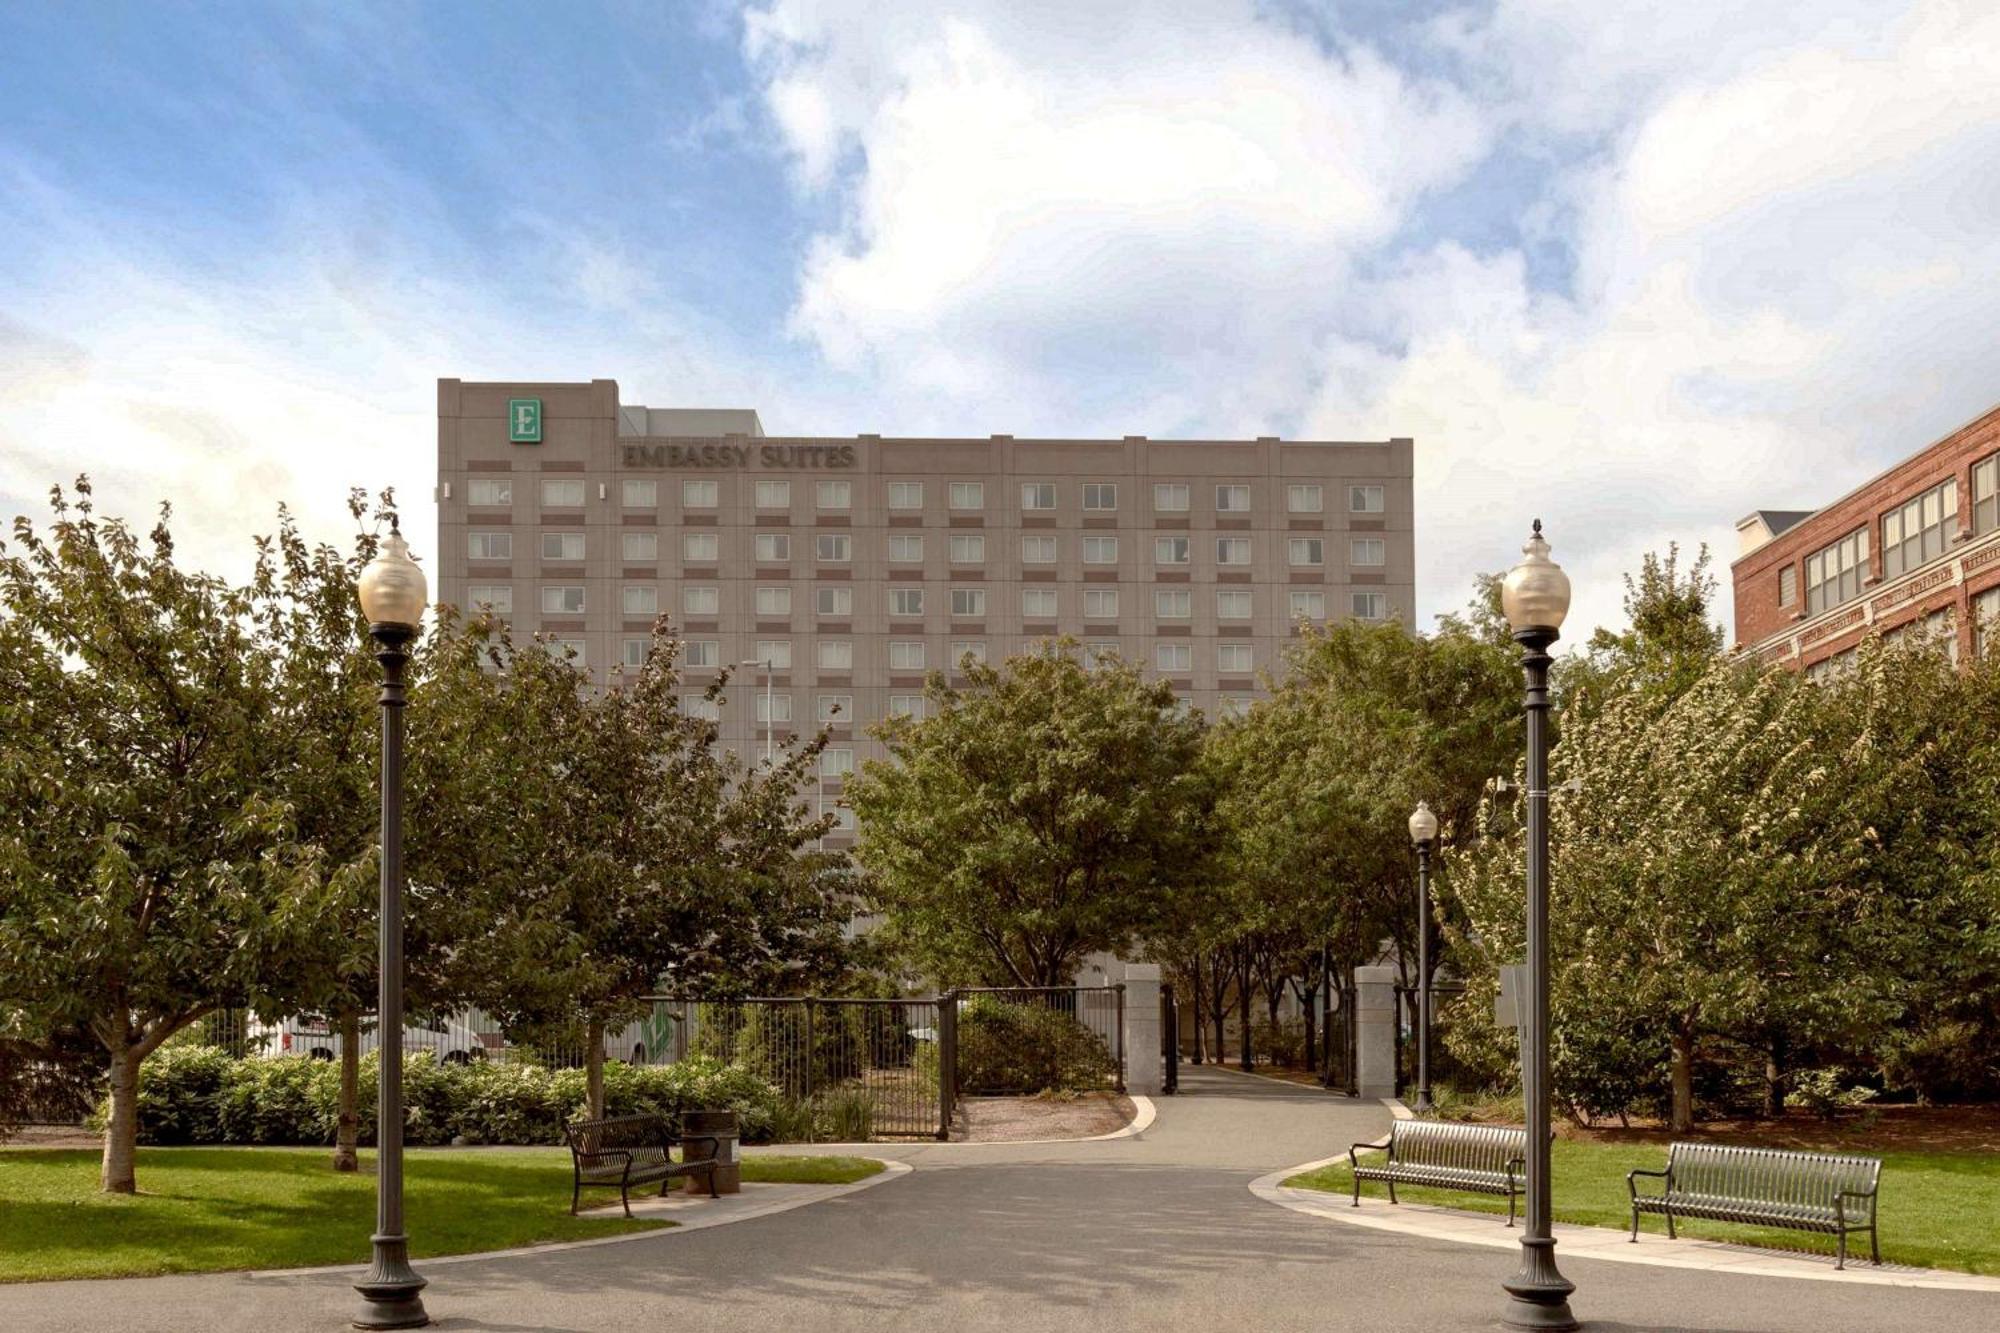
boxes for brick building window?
[1882,478,1956,578]
[1976,587,2000,657]
[1805,528,1868,615]
[1975,455,2000,535]
[1778,565,1797,609]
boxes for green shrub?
[769,1097,818,1143]
[1252,1017,1308,1068]
[954,998,1116,1094]
[119,1044,237,1144]
[817,1085,874,1141]
[1786,1067,1878,1121]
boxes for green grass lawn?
[0,1147,883,1283]
[1286,1139,2000,1276]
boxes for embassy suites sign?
[620,442,858,469]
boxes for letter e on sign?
[508,398,542,444]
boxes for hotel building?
[435,378,1416,844]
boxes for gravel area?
[954,1092,1136,1141]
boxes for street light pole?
[354,519,430,1331]
[1408,800,1439,1116]
[1499,520,1576,1332]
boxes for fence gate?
[1161,982,1180,1095]
[1323,978,1358,1095]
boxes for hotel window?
[684,532,720,563]
[1287,484,1323,514]
[1217,589,1252,621]
[1156,642,1193,672]
[550,638,587,664]
[1216,537,1251,566]
[1216,484,1251,513]
[949,481,984,510]
[951,641,987,666]
[754,586,792,617]
[467,584,512,614]
[1974,455,2000,534]
[891,640,927,670]
[1085,589,1120,619]
[816,586,853,617]
[754,533,791,563]
[1218,644,1253,674]
[1022,535,1058,563]
[1976,587,2000,657]
[1882,478,1957,578]
[1023,587,1059,618]
[817,694,852,723]
[1021,482,1057,511]
[1155,536,1191,566]
[1290,538,1325,567]
[1218,695,1253,721]
[1350,485,1384,513]
[1084,536,1119,564]
[1778,565,1798,609]
[541,532,585,562]
[684,640,720,668]
[683,693,721,722]
[951,588,986,617]
[817,640,853,670]
[683,479,718,508]
[1290,590,1326,620]
[1083,642,1119,670]
[684,586,719,616]
[1352,592,1388,620]
[621,531,658,563]
[621,585,658,617]
[540,584,585,614]
[950,534,986,564]
[622,479,657,508]
[467,478,512,506]
[890,587,925,617]
[827,804,858,832]
[755,693,794,724]
[821,747,855,778]
[1349,538,1384,567]
[620,639,649,670]
[889,534,924,562]
[1154,483,1190,512]
[817,479,851,510]
[888,694,927,720]
[540,479,586,508]
[816,533,852,563]
[888,481,924,510]
[1805,528,1868,615]
[756,480,792,509]
[468,532,513,561]
[755,640,792,669]
[1082,483,1118,511]
[1155,589,1192,619]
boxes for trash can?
[682,1109,740,1195]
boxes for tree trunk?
[333,1010,361,1172]
[1188,959,1205,1064]
[1298,980,1318,1077]
[101,1039,141,1194]
[1669,1025,1696,1134]
[586,1018,607,1120]
[1238,946,1254,1071]
[1763,1034,1785,1120]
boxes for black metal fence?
[1323,978,1358,1095]
[1394,983,1471,1098]
[950,986,1126,1095]
[1161,983,1179,1095]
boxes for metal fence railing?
[1394,983,1471,1098]
[951,985,1126,1095]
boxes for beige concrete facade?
[435,378,1415,844]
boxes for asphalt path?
[5,1065,1993,1331]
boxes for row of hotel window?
[467,584,1390,623]
[1784,464,2000,616]
[562,638,1266,673]
[469,478,1388,515]
[470,530,1388,568]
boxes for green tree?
[847,645,1215,987]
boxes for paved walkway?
[6,1065,1996,1331]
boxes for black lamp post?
[1408,800,1439,1116]
[353,519,430,1331]
[1499,519,1576,1331]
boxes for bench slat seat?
[1627,1142,1881,1268]
[1349,1121,1529,1225]
[564,1113,720,1217]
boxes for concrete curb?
[1248,1160,2000,1293]
[248,1158,912,1279]
[786,1094,1157,1148]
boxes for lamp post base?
[1501,1238,1576,1330]
[353,1235,429,1329]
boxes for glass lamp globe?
[357,520,429,631]
[1500,519,1571,635]
[1409,800,1439,846]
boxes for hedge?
[104,1045,787,1147]
[946,997,1117,1094]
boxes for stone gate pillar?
[1122,964,1163,1096]
[1353,965,1398,1100]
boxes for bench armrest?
[1837,1188,1877,1219]
[1506,1157,1525,1191]
[1626,1166,1669,1201]
[1348,1139,1385,1173]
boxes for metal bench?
[1627,1142,1881,1269]
[1349,1120,1529,1224]
[563,1112,721,1217]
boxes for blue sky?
[4,1,1997,640]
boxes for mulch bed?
[1563,1104,2000,1153]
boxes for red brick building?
[1733,403,2000,677]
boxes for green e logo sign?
[508,398,542,444]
